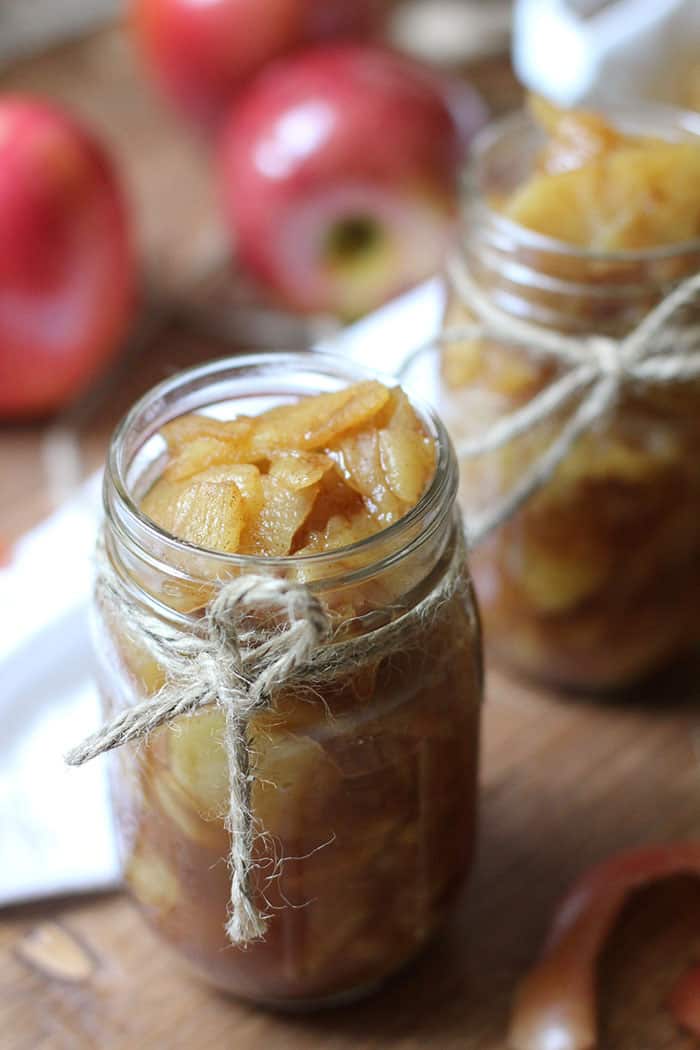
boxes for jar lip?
[464,104,700,263]
[105,350,458,585]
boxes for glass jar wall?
[96,353,483,1008]
[435,106,700,691]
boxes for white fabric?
[513,0,700,109]
[0,474,120,905]
[0,278,444,907]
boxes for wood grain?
[2,24,699,1050]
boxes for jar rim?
[464,104,700,264]
[104,350,458,589]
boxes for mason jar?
[422,105,700,692]
[94,352,483,1008]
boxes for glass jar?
[95,352,483,1008]
[430,105,700,692]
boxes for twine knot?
[590,335,624,380]
[405,257,700,545]
[206,576,329,709]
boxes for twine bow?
[414,259,700,545]
[67,558,330,944]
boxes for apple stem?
[325,216,383,266]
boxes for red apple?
[0,98,134,419]
[130,0,388,127]
[218,45,469,317]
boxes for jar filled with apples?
[430,100,700,691]
[93,352,483,1007]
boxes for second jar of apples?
[429,102,700,692]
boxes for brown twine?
[67,526,467,944]
[402,259,700,545]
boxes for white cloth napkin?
[513,0,700,109]
[0,473,120,905]
[0,278,444,908]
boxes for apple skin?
[130,0,388,128]
[0,98,135,419]
[218,45,466,317]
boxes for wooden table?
[2,25,700,1050]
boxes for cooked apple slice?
[329,428,405,525]
[248,381,390,458]
[252,730,341,838]
[161,414,253,482]
[117,630,167,696]
[378,428,430,506]
[161,412,253,449]
[148,763,228,850]
[294,465,366,541]
[163,436,241,483]
[168,709,229,821]
[378,390,434,506]
[142,478,244,552]
[240,474,320,555]
[189,463,264,519]
[516,535,610,613]
[125,846,181,915]
[268,452,333,491]
[299,510,378,555]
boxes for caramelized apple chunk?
[500,102,700,249]
[167,709,229,820]
[140,382,435,557]
[298,510,379,555]
[330,427,404,524]
[328,389,436,526]
[441,100,700,689]
[186,463,264,518]
[163,417,254,482]
[241,474,322,556]
[126,846,181,915]
[161,413,253,449]
[379,390,435,506]
[247,381,390,458]
[268,452,333,491]
[142,479,244,552]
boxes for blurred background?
[1,0,700,544]
[0,0,516,548]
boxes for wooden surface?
[2,25,700,1050]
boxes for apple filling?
[442,102,700,689]
[105,380,481,1004]
[141,380,435,554]
[500,99,700,251]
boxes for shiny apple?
[219,45,470,317]
[0,98,134,419]
[130,0,388,127]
